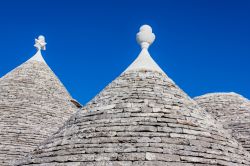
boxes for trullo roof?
[195,92,250,153]
[17,26,250,165]
[0,36,78,165]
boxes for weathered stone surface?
[195,93,250,153]
[0,60,78,165]
[16,70,250,165]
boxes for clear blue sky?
[0,0,249,104]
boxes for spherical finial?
[38,35,45,41]
[34,35,47,51]
[136,24,155,49]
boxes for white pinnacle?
[34,35,47,51]
[28,35,47,63]
[136,25,155,49]
[124,25,164,74]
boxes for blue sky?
[0,0,249,104]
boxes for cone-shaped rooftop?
[17,26,250,165]
[195,92,250,152]
[0,36,78,165]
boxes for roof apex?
[28,35,47,63]
[124,48,164,73]
[124,24,164,74]
[28,49,46,63]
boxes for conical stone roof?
[194,92,250,152]
[0,36,78,165]
[17,26,250,165]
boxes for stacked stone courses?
[2,26,250,165]
[195,93,250,153]
[16,70,250,165]
[0,60,78,165]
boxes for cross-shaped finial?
[34,35,47,51]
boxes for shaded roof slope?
[17,26,250,166]
[194,92,250,152]
[0,36,78,165]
